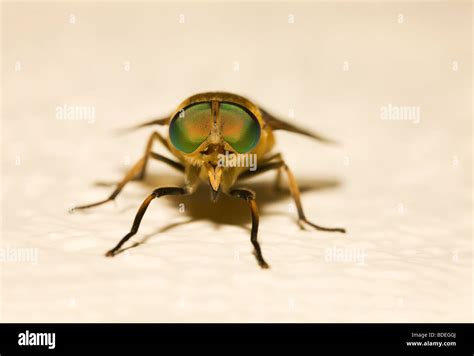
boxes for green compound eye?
[169,103,212,153]
[220,103,261,153]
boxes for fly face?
[168,93,262,193]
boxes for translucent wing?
[260,109,337,144]
[114,116,171,134]
[129,117,170,129]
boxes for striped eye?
[169,103,212,153]
[220,103,261,153]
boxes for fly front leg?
[229,188,269,269]
[105,186,190,257]
[105,165,199,257]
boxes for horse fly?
[73,92,346,269]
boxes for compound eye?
[169,103,212,153]
[220,103,261,153]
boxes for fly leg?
[229,188,269,269]
[135,131,174,181]
[262,153,284,191]
[72,131,183,211]
[241,152,283,191]
[105,186,190,257]
[238,158,345,233]
[282,163,345,233]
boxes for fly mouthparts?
[210,186,221,202]
[207,165,223,192]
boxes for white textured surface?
[1,2,472,322]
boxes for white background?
[1,1,472,322]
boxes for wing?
[114,116,171,134]
[129,116,170,129]
[260,108,337,144]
